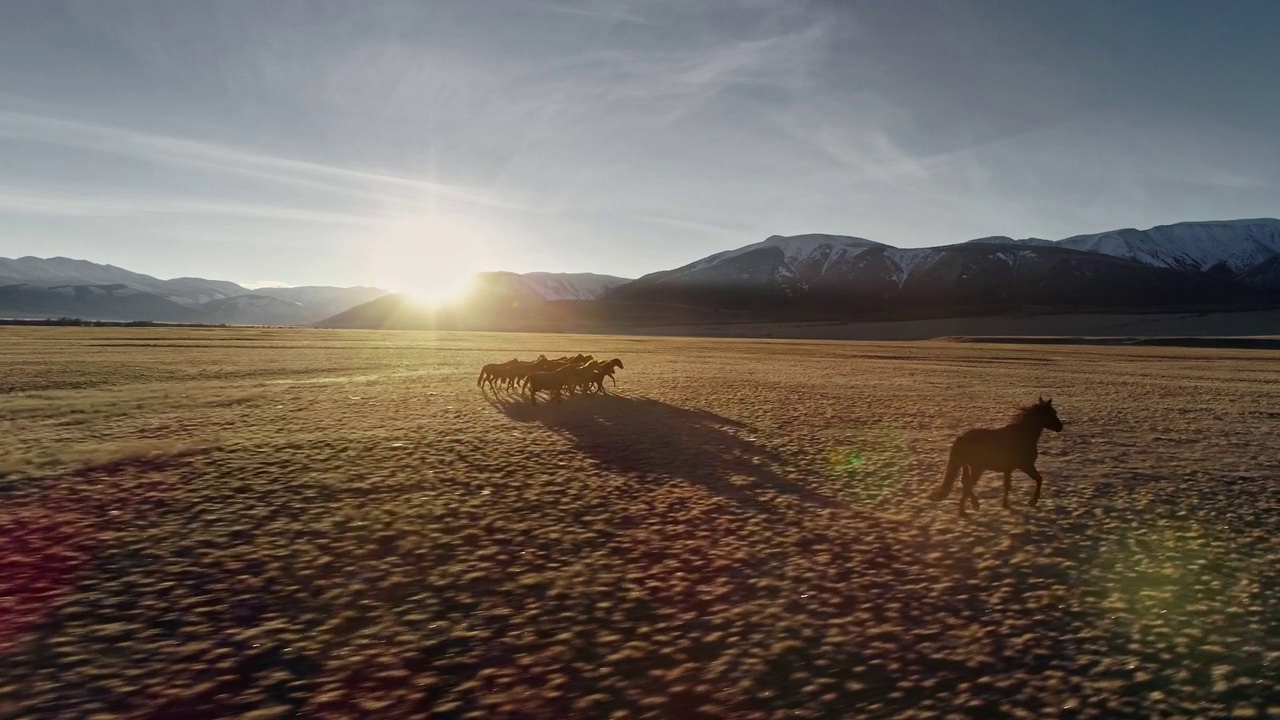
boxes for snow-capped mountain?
[0,255,251,308]
[604,234,890,308]
[0,256,192,295]
[162,277,255,307]
[609,233,937,306]
[607,226,1272,313]
[640,234,887,285]
[968,219,1280,273]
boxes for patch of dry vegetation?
[1,327,1277,719]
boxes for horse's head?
[1032,396,1064,432]
[609,358,624,370]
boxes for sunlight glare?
[365,214,490,307]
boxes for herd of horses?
[477,352,1064,517]
[477,354,624,405]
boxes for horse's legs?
[958,465,976,516]
[1002,471,1013,509]
[1022,465,1044,506]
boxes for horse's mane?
[1011,401,1052,424]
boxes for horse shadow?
[485,389,837,512]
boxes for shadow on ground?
[485,388,838,511]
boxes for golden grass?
[0,326,1277,718]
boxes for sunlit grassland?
[1,326,1277,719]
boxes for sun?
[399,273,477,307]
[364,214,491,307]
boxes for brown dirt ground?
[1,327,1277,719]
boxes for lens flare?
[827,424,912,504]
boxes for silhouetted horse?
[584,358,624,394]
[929,397,1064,517]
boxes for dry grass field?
[1,327,1277,719]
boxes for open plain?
[1,327,1277,719]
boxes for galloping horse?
[584,358,624,394]
[929,397,1064,517]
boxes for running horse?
[929,397,1064,517]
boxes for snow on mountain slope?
[520,272,631,300]
[668,234,887,281]
[0,256,251,306]
[882,248,942,285]
[751,234,888,267]
[0,256,159,288]
[968,219,1280,273]
[165,276,251,299]
[609,223,1275,313]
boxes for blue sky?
[1,0,1277,292]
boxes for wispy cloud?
[582,21,828,110]
[526,0,655,25]
[0,187,380,225]
[0,106,522,213]
[627,210,741,238]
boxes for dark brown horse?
[584,358,624,394]
[929,397,1064,516]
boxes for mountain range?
[0,256,630,324]
[602,219,1280,316]
[7,218,1280,327]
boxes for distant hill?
[0,256,629,325]
[197,294,312,326]
[0,256,390,324]
[519,272,631,300]
[248,286,390,321]
[0,283,203,323]
[316,271,633,330]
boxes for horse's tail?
[477,368,486,387]
[929,444,963,501]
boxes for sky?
[1,0,1278,293]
